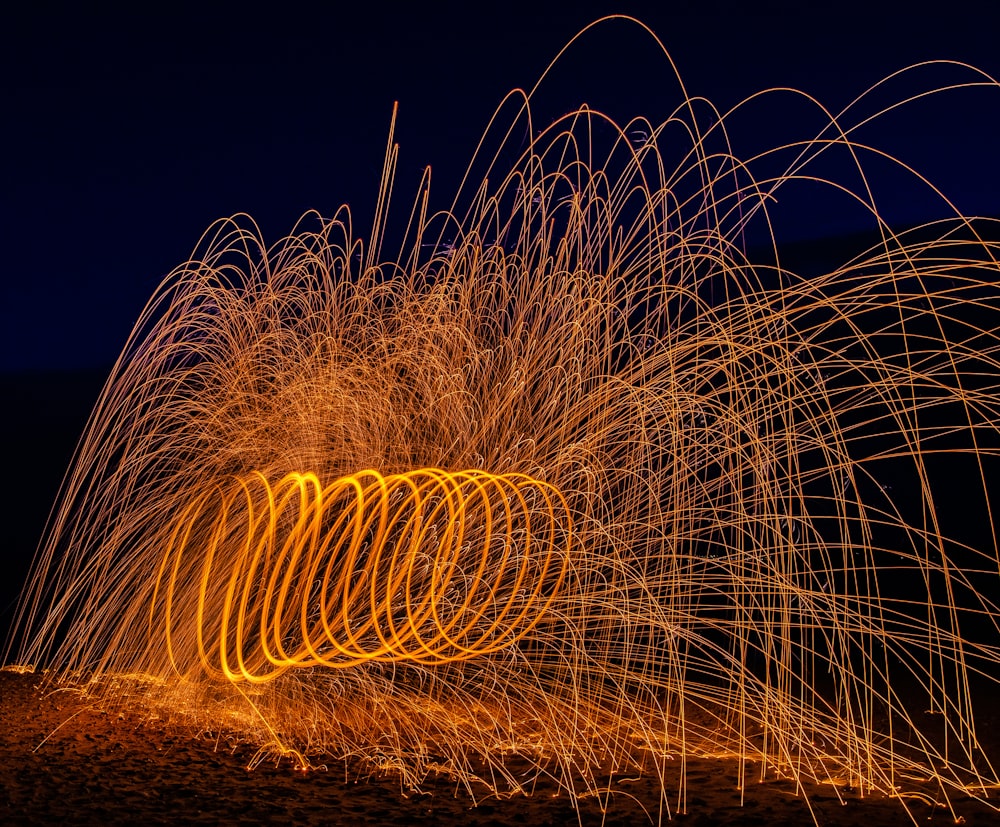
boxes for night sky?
[3,1,1000,374]
[3,1,1000,623]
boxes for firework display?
[8,20,1000,821]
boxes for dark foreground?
[2,671,998,826]
[0,671,1000,827]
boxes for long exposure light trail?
[6,16,1000,824]
[153,469,573,679]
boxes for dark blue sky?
[3,1,999,372]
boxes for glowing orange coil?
[151,468,573,682]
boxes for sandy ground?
[1,670,998,826]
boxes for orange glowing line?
[153,469,573,681]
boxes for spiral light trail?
[154,469,573,679]
[7,16,1000,823]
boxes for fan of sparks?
[9,18,1000,821]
